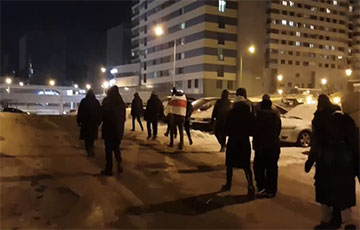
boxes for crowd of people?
[77,85,359,229]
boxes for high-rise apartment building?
[116,0,358,97]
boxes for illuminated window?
[349,6,353,12]
[326,8,331,13]
[218,48,224,61]
[325,45,329,50]
[289,1,294,6]
[289,21,294,26]
[296,41,300,46]
[282,1,287,6]
[311,7,316,11]
[282,20,287,25]
[333,0,337,5]
[218,0,226,12]
[310,25,315,30]
[309,43,314,48]
[296,31,301,37]
[331,46,335,51]
[338,56,343,60]
[180,22,186,30]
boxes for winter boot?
[220,183,231,191]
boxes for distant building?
[106,24,132,67]
[114,0,359,97]
[18,31,67,85]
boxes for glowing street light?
[248,45,255,54]
[278,89,283,95]
[101,67,106,73]
[277,75,283,81]
[321,78,327,85]
[154,25,164,37]
[74,84,79,89]
[345,69,352,77]
[5,78,12,84]
[49,79,55,86]
[19,82,24,86]
[85,84,91,90]
[102,81,109,89]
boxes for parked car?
[191,98,316,147]
[280,104,316,147]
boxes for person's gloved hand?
[305,160,314,173]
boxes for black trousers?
[226,166,254,187]
[215,131,226,148]
[147,120,158,138]
[84,138,94,156]
[170,116,184,147]
[253,149,279,194]
[184,120,192,143]
[104,138,122,172]
[132,115,143,131]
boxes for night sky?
[1,0,132,83]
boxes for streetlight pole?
[238,45,255,88]
[172,40,176,87]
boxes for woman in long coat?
[305,94,358,229]
[101,85,126,176]
[222,88,254,194]
[77,89,101,157]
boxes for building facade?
[113,0,358,97]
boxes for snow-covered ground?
[0,113,359,229]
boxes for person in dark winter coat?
[144,92,164,140]
[253,96,282,198]
[101,85,126,176]
[305,94,359,229]
[184,99,193,145]
[211,90,232,152]
[222,88,255,195]
[131,93,144,131]
[77,89,101,157]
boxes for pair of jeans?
[184,120,192,144]
[253,149,279,194]
[170,115,184,147]
[132,115,143,131]
[104,139,122,172]
[84,138,94,157]
[147,120,158,138]
[226,167,253,187]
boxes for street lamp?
[154,25,176,87]
[5,78,12,84]
[85,84,91,90]
[74,84,78,89]
[102,81,109,89]
[345,69,352,77]
[19,82,24,86]
[321,78,327,85]
[277,75,283,81]
[239,45,256,87]
[278,89,283,95]
[101,67,106,73]
[49,79,55,86]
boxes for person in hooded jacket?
[222,88,255,195]
[184,98,193,145]
[77,89,101,157]
[131,93,144,131]
[101,85,126,176]
[211,90,232,152]
[144,92,164,140]
[305,94,359,230]
[253,95,282,198]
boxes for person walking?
[184,98,193,145]
[131,93,144,131]
[101,85,126,176]
[305,94,359,229]
[164,88,187,150]
[221,88,255,195]
[211,90,232,152]
[144,92,163,140]
[253,95,282,198]
[77,89,101,157]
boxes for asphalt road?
[0,113,359,229]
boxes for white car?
[191,98,316,147]
[280,104,316,147]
